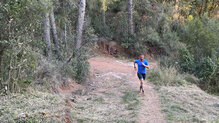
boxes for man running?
[134,55,150,94]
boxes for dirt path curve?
[70,56,166,123]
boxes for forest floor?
[68,56,166,123]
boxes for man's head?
[140,54,144,60]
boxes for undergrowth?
[147,67,199,86]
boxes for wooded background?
[0,0,219,94]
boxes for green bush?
[209,66,219,94]
[133,42,147,56]
[209,58,219,94]
[178,18,219,58]
[159,56,177,68]
[161,28,180,55]
[120,34,147,56]
[183,74,200,84]
[148,67,187,86]
[75,58,90,82]
[195,57,216,82]
[178,47,195,73]
[141,27,162,46]
[64,47,90,83]
[0,40,37,92]
[148,66,199,86]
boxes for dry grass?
[148,67,199,86]
[69,74,138,123]
[157,85,219,122]
[122,90,140,111]
[148,67,219,122]
[0,89,65,122]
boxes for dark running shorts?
[137,73,146,80]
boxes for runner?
[134,55,150,95]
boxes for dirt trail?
[70,56,166,123]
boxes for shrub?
[178,47,195,73]
[161,29,180,54]
[195,57,216,82]
[209,65,219,94]
[178,18,219,58]
[133,41,147,56]
[148,66,200,86]
[120,34,147,56]
[147,67,188,86]
[64,47,90,83]
[75,57,90,82]
[183,74,200,85]
[159,55,180,68]
[0,39,37,93]
[141,27,162,46]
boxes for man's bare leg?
[139,84,142,93]
[139,79,144,94]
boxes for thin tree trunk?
[173,0,179,21]
[101,1,106,28]
[217,10,219,19]
[75,0,86,50]
[0,48,3,88]
[43,12,52,57]
[204,0,209,15]
[102,10,106,28]
[64,23,68,55]
[199,0,204,16]
[50,8,61,58]
[209,0,215,16]
[6,53,12,93]
[174,0,179,10]
[128,0,134,35]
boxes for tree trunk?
[128,0,134,35]
[204,0,209,15]
[174,0,179,10]
[64,23,68,55]
[102,10,106,28]
[101,1,106,28]
[50,8,61,58]
[174,0,179,20]
[75,0,86,50]
[43,12,52,57]
[199,0,205,16]
[0,47,3,88]
[217,10,219,19]
[209,0,215,16]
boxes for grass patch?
[77,118,86,123]
[93,97,105,104]
[157,85,219,122]
[115,120,136,123]
[122,90,140,110]
[129,111,137,118]
[148,66,219,122]
[148,67,199,86]
[0,90,65,122]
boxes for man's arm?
[134,61,137,70]
[142,62,150,69]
